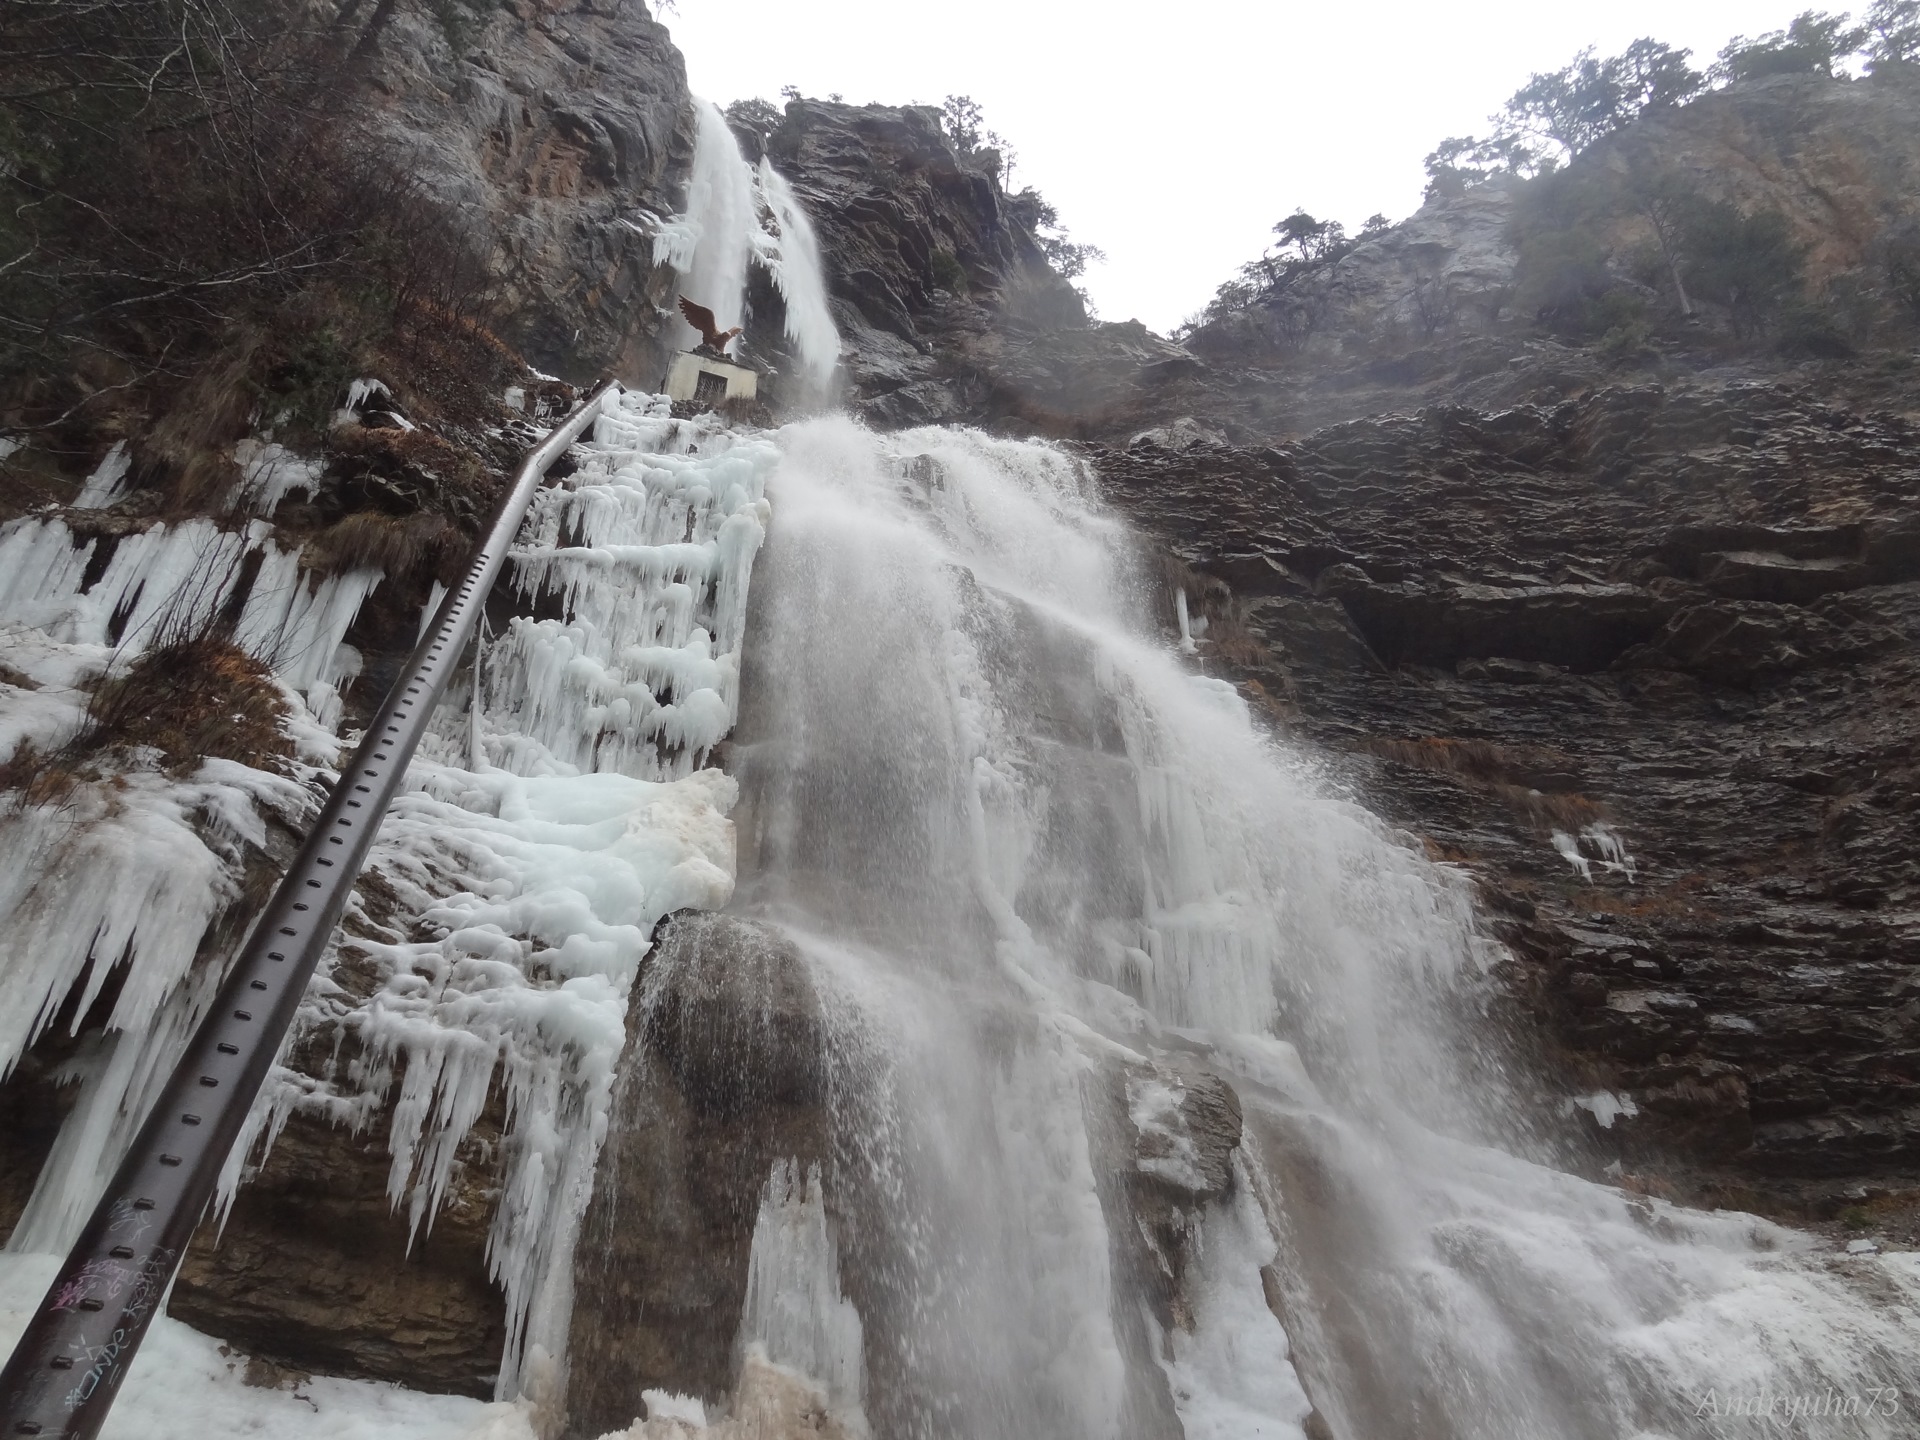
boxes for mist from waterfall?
[652,101,841,394]
[703,416,1920,1440]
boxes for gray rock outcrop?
[1093,382,1920,1203]
[354,0,696,380]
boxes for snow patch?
[1570,1090,1640,1129]
[0,1251,533,1439]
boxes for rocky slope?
[1093,384,1920,1210]
[4,7,1920,1422]
[722,98,1198,431]
[358,0,696,380]
[1175,68,1920,394]
[0,0,707,1400]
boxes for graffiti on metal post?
[61,1248,176,1409]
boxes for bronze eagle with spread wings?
[678,296,743,353]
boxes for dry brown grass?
[1204,603,1274,667]
[380,299,535,433]
[82,633,292,778]
[329,421,500,527]
[0,742,84,808]
[0,628,292,816]
[139,335,269,514]
[303,509,463,583]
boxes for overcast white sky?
[664,1,1824,334]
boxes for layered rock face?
[736,99,1198,430]
[1093,383,1920,1205]
[8,6,1920,1422]
[358,0,695,379]
[1595,69,1920,286]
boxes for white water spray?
[713,414,1920,1439]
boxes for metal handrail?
[0,379,623,1440]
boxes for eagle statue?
[678,296,743,355]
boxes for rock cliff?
[756,65,1920,1214]
[1093,385,1919,1207]
[356,0,696,380]
[4,8,1920,1424]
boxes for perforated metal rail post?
[0,380,623,1439]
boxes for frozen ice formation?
[0,393,774,1405]
[228,397,774,1394]
[0,511,381,692]
[0,487,379,1259]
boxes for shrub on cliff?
[1878,215,1920,321]
[1501,40,1706,166]
[1508,170,1635,336]
[1863,0,1920,73]
[1676,201,1807,338]
[1426,38,1703,192]
[1715,10,1867,81]
[1192,210,1374,337]
[0,0,503,464]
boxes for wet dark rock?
[1090,380,1920,1206]
[756,100,1206,431]
[1115,1062,1246,1329]
[567,913,830,1436]
[1081,1060,1249,1440]
[166,827,513,1396]
[170,1108,507,1398]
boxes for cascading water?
[607,415,1920,1440]
[651,102,841,395]
[1,91,1914,1440]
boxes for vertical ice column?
[737,1159,868,1433]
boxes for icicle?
[1,761,311,1253]
[72,442,131,509]
[219,393,770,1397]
[0,514,379,679]
[738,1160,868,1432]
[1174,586,1197,653]
[231,439,324,516]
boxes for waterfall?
[1,84,1915,1440]
[652,102,841,394]
[658,415,1920,1439]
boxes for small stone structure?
[665,351,758,408]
